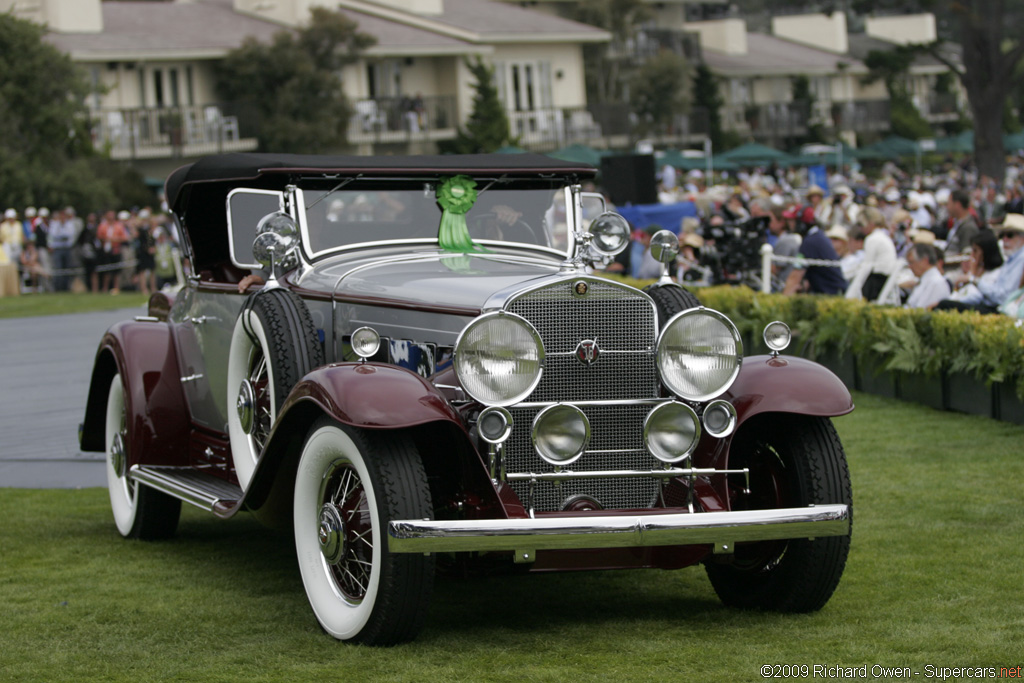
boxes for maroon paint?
[276,362,463,429]
[725,355,854,422]
[91,321,191,468]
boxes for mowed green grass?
[0,292,148,319]
[2,392,1022,682]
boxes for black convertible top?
[165,152,597,215]
[165,152,596,275]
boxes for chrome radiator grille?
[503,279,662,512]
[506,279,658,402]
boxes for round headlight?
[532,403,590,466]
[644,401,701,464]
[454,311,544,406]
[588,212,630,256]
[763,321,791,353]
[657,308,743,402]
[350,326,380,360]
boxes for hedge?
[603,276,1024,401]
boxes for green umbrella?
[719,142,797,166]
[548,143,609,166]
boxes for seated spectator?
[771,205,802,291]
[905,244,951,308]
[935,214,1024,313]
[828,226,864,282]
[782,218,847,295]
[945,230,1003,303]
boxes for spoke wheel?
[227,289,323,490]
[705,414,852,612]
[105,373,180,540]
[294,418,434,645]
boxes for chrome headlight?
[532,403,590,466]
[644,401,701,463]
[454,311,544,406]
[657,307,743,402]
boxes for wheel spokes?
[322,463,374,601]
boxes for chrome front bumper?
[388,504,849,557]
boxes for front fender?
[246,363,469,519]
[81,320,190,467]
[724,355,854,425]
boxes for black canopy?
[165,152,597,215]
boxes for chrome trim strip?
[388,504,850,554]
[546,349,653,357]
[514,398,670,408]
[130,465,242,512]
[506,467,748,481]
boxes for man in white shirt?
[905,243,951,308]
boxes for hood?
[298,250,564,312]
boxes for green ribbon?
[436,175,487,254]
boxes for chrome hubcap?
[111,432,126,478]
[318,504,346,565]
[237,379,255,435]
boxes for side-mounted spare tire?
[227,288,324,490]
[643,283,701,329]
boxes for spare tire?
[643,284,701,330]
[227,289,324,490]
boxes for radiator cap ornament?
[575,339,600,366]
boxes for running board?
[130,465,243,516]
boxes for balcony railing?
[348,95,457,144]
[91,104,258,160]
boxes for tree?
[214,8,375,153]
[438,57,511,154]
[570,0,651,105]
[862,46,933,139]
[850,0,1024,179]
[631,51,690,136]
[0,14,119,213]
[692,63,726,151]
[791,75,826,143]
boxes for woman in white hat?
[1,209,23,264]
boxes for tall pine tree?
[439,57,511,154]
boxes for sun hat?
[806,184,825,197]
[117,210,131,220]
[681,232,704,249]
[4,208,16,219]
[1000,213,1024,234]
[25,207,36,217]
[38,207,49,217]
[826,226,849,241]
[910,229,936,245]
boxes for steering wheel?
[467,212,543,246]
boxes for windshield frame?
[293,179,577,262]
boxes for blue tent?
[615,201,699,234]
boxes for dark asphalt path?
[0,306,146,488]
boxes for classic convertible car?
[81,153,852,645]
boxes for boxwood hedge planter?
[896,371,944,411]
[944,371,995,418]
[814,348,857,390]
[994,380,1024,425]
[856,353,898,399]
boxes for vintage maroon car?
[81,153,852,645]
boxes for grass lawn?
[0,292,149,319]
[2,392,1022,682]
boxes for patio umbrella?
[548,144,608,167]
[718,142,797,167]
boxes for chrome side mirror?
[649,229,680,284]
[252,211,300,286]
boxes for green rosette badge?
[436,175,487,254]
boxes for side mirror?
[649,230,679,264]
[252,211,300,284]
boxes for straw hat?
[681,232,704,249]
[1001,213,1024,233]
[910,229,936,245]
[806,184,825,198]
[826,226,849,242]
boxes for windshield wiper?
[306,175,361,211]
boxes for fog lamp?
[644,401,701,464]
[532,403,590,466]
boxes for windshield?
[297,180,571,258]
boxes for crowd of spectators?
[605,154,1024,319]
[0,205,181,296]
